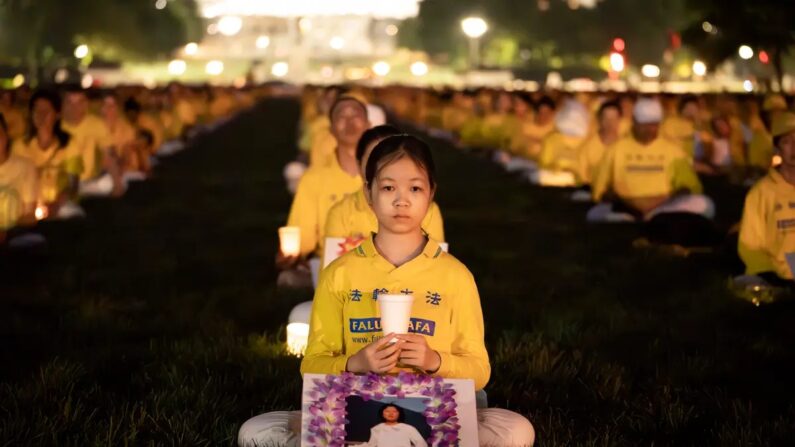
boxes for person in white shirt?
[363,404,428,447]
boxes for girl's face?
[102,97,119,121]
[367,156,432,236]
[32,98,57,133]
[778,131,795,168]
[382,406,399,423]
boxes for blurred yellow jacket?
[62,114,111,180]
[286,156,361,257]
[739,169,795,279]
[577,134,608,185]
[0,155,37,228]
[12,137,84,203]
[324,188,445,256]
[748,129,774,170]
[592,136,702,202]
[300,236,491,390]
[539,132,586,174]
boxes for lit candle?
[279,226,301,257]
[286,322,309,356]
[35,203,49,221]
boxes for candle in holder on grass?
[279,226,301,257]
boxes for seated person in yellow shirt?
[239,135,535,447]
[123,97,164,153]
[278,96,371,287]
[530,99,590,187]
[511,96,556,161]
[578,100,622,186]
[738,112,795,286]
[101,94,140,173]
[587,98,714,223]
[748,94,789,173]
[13,90,85,217]
[661,94,702,158]
[0,113,37,240]
[62,86,116,180]
[324,125,445,263]
[0,90,27,141]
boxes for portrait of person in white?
[363,404,428,447]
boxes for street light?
[461,17,488,69]
[609,52,625,73]
[372,61,391,77]
[692,60,707,77]
[168,59,186,76]
[184,42,198,56]
[256,35,270,49]
[738,45,754,60]
[205,60,224,76]
[410,61,429,77]
[272,62,289,78]
[641,64,660,78]
[74,45,89,59]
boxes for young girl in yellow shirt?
[239,135,534,447]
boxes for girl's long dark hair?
[27,89,71,149]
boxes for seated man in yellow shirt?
[62,87,113,181]
[0,113,37,240]
[738,112,795,286]
[278,96,371,287]
[587,98,714,223]
[530,99,590,187]
[324,125,445,264]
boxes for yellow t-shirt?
[108,118,137,159]
[539,132,586,174]
[12,137,84,203]
[578,134,608,185]
[739,169,795,279]
[286,156,362,257]
[136,113,164,152]
[592,136,702,202]
[510,120,555,160]
[309,130,337,168]
[175,99,198,127]
[440,106,472,133]
[300,236,491,390]
[661,115,696,157]
[324,188,445,253]
[748,129,774,170]
[0,106,27,141]
[0,154,37,228]
[62,114,112,180]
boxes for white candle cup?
[378,294,414,342]
[279,226,301,257]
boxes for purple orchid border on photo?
[305,371,460,446]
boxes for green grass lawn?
[2,98,794,446]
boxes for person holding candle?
[277,96,371,287]
[737,112,795,285]
[0,113,38,239]
[12,90,85,216]
[323,125,445,262]
[241,135,535,447]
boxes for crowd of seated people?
[0,83,263,246]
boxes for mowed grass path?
[2,98,795,446]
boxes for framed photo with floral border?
[301,372,478,446]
